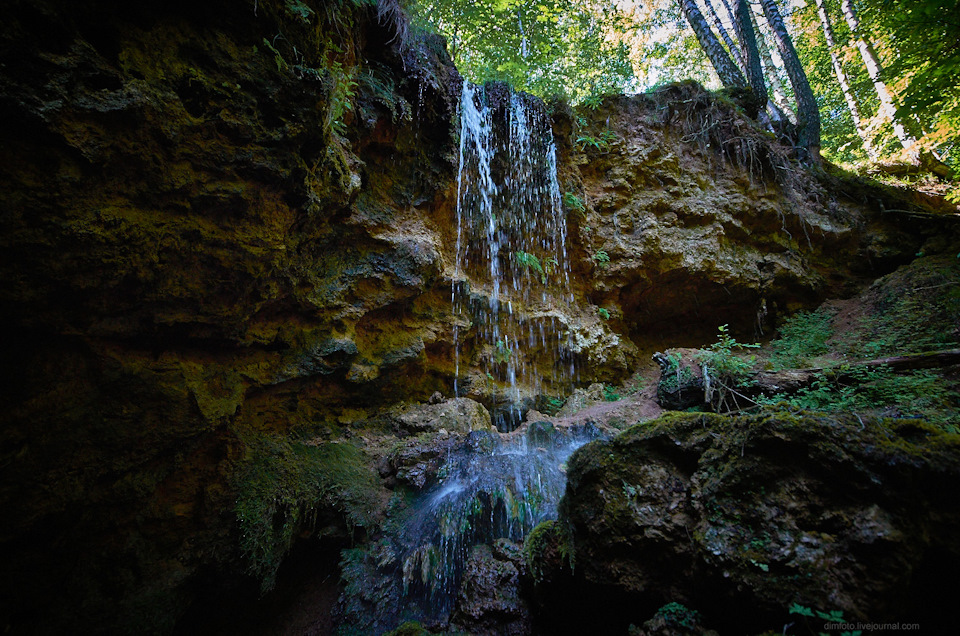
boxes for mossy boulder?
[534,410,960,633]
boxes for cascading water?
[395,424,600,623]
[453,82,577,431]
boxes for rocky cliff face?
[0,1,955,634]
[1,1,464,632]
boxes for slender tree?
[815,0,873,157]
[759,0,821,161]
[734,0,768,111]
[839,0,917,158]
[679,0,746,89]
[701,0,745,71]
[749,3,796,123]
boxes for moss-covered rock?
[536,410,960,633]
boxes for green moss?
[383,622,430,636]
[524,520,575,582]
[234,437,382,592]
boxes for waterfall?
[453,82,576,431]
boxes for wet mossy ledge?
[527,410,960,634]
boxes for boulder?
[451,543,531,636]
[534,411,960,633]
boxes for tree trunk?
[816,0,874,157]
[839,0,917,157]
[749,3,797,123]
[702,0,745,71]
[839,1,952,175]
[734,0,768,112]
[759,0,821,162]
[679,0,746,89]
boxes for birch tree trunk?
[702,0,745,72]
[734,0,768,112]
[680,0,746,89]
[839,0,917,158]
[759,0,821,162]
[749,4,797,123]
[815,0,874,157]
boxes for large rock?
[451,542,531,636]
[532,411,960,634]
[567,83,950,348]
[392,397,494,435]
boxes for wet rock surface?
[451,542,531,636]
[531,411,960,634]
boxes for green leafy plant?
[759,365,960,430]
[654,602,701,629]
[540,396,565,416]
[514,251,556,283]
[575,129,618,151]
[493,339,511,364]
[591,249,610,268]
[285,0,315,22]
[563,191,586,215]
[602,384,620,401]
[325,60,358,138]
[697,325,759,413]
[788,604,862,635]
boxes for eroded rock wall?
[0,1,463,632]
[563,83,944,349]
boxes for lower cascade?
[340,422,601,632]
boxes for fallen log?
[753,348,960,395]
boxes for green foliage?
[770,308,836,369]
[540,396,565,416]
[591,249,610,268]
[602,384,620,402]
[654,602,701,629]
[563,191,586,215]
[358,64,412,125]
[514,250,556,283]
[408,0,636,102]
[658,351,694,395]
[493,339,511,364]
[697,325,759,413]
[285,0,315,23]
[698,324,759,385]
[325,60,358,138]
[383,623,431,636]
[575,129,618,151]
[849,283,960,358]
[760,365,959,430]
[788,604,862,635]
[234,438,380,592]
